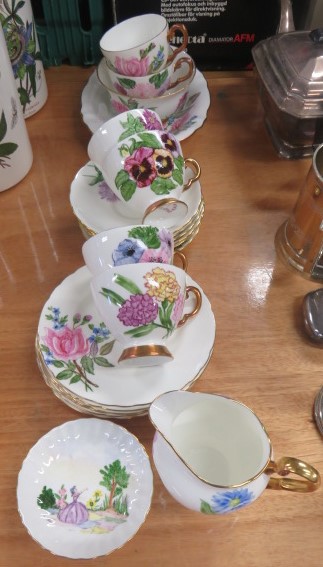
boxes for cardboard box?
[111,0,282,70]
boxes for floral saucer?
[81,68,210,142]
[17,418,153,558]
[36,266,215,418]
[70,161,205,250]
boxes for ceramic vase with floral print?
[0,23,32,191]
[90,262,202,366]
[0,0,48,118]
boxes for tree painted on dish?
[0,0,43,113]
[40,307,115,391]
[36,459,130,534]
[101,266,185,339]
[0,110,17,168]
[200,488,254,514]
[114,131,184,202]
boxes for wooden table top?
[1,65,323,567]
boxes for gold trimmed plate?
[69,161,204,251]
[36,266,215,417]
[17,418,153,558]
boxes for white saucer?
[81,68,210,141]
[36,266,215,417]
[70,161,204,241]
[17,418,153,559]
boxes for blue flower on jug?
[211,488,254,513]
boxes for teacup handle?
[265,457,320,492]
[168,57,194,90]
[177,285,202,327]
[183,158,201,191]
[173,251,188,272]
[167,24,189,63]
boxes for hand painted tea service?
[17,12,322,561]
[87,108,201,228]
[99,14,188,75]
[96,14,196,122]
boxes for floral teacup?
[97,55,196,120]
[100,129,201,224]
[100,14,188,76]
[82,225,187,273]
[88,109,163,168]
[90,263,202,366]
[105,51,194,98]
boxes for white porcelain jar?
[0,0,48,117]
[0,25,33,191]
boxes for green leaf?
[114,274,142,295]
[172,168,183,185]
[100,288,125,307]
[51,360,65,368]
[70,374,81,384]
[118,77,136,89]
[0,142,18,158]
[137,132,162,149]
[27,63,37,97]
[174,155,184,169]
[99,340,115,355]
[81,355,95,374]
[124,322,159,337]
[200,500,216,514]
[17,65,26,81]
[18,86,30,110]
[128,226,160,249]
[139,42,155,59]
[115,169,129,190]
[151,177,176,195]
[56,369,74,381]
[0,112,7,142]
[94,356,114,367]
[120,179,136,201]
[149,70,168,89]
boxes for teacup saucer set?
[17,14,321,560]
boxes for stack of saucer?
[69,160,205,251]
[36,266,216,419]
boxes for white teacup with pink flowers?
[105,51,194,98]
[90,262,202,367]
[100,14,188,76]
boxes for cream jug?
[149,391,320,514]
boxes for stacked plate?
[36,266,215,420]
[70,161,205,251]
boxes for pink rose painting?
[40,307,115,392]
[44,326,90,360]
[114,55,149,77]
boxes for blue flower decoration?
[11,23,35,77]
[211,488,254,514]
[112,238,145,266]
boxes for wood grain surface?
[1,65,323,567]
